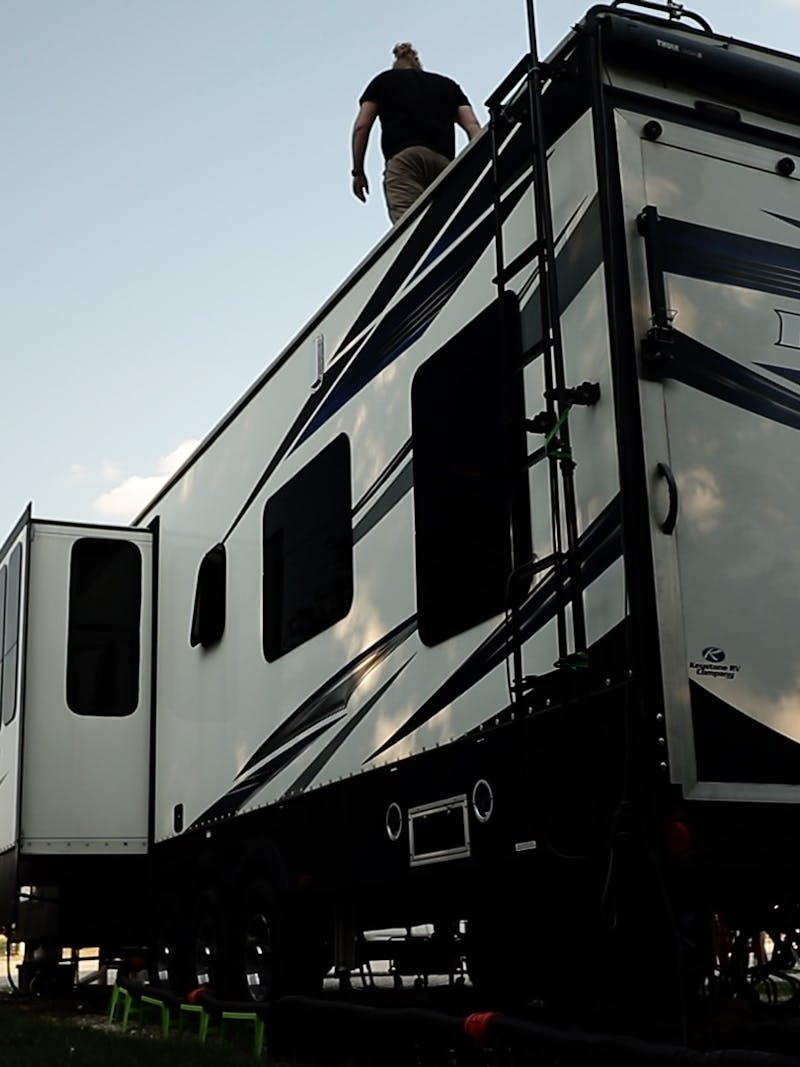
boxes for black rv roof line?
[0,503,31,563]
[130,135,490,529]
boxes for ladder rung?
[493,239,543,286]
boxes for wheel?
[185,888,231,993]
[149,900,181,990]
[230,879,331,1001]
[232,880,280,1001]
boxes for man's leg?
[384,146,449,222]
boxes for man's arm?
[456,103,481,141]
[351,100,378,203]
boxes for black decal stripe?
[283,657,415,797]
[353,461,413,545]
[416,123,566,277]
[336,136,495,354]
[665,330,800,431]
[757,362,800,388]
[189,719,341,828]
[295,179,531,448]
[764,210,800,233]
[219,129,532,543]
[218,150,498,545]
[297,132,541,449]
[692,682,800,784]
[520,195,601,355]
[412,125,525,275]
[342,120,526,345]
[237,615,417,777]
[367,496,623,761]
[658,216,800,301]
[221,349,358,543]
[353,439,412,514]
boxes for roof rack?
[602,0,714,33]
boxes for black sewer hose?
[274,996,800,1067]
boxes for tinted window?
[2,545,22,726]
[411,294,531,645]
[67,539,141,716]
[263,434,353,661]
[190,543,226,648]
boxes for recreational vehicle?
[4,1,800,1024]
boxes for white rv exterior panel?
[139,96,630,843]
[20,524,152,852]
[0,524,28,856]
[618,105,800,801]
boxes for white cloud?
[155,439,201,477]
[93,438,201,521]
[70,459,122,484]
[100,460,122,482]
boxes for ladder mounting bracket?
[543,381,601,407]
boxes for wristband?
[351,169,365,177]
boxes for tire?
[185,888,231,994]
[230,879,331,1002]
[149,899,181,990]
[232,880,280,1002]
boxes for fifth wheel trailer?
[6,0,800,1028]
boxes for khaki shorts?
[383,145,450,223]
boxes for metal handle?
[656,462,678,534]
[608,0,714,33]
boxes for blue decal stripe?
[757,362,800,388]
[189,719,340,828]
[295,179,531,449]
[282,656,415,797]
[366,496,623,761]
[353,438,412,514]
[664,330,800,431]
[659,216,800,301]
[236,615,417,777]
[413,125,525,275]
[335,138,494,357]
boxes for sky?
[3,0,800,540]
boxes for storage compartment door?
[618,110,800,800]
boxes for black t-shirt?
[360,69,470,161]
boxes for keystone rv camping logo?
[689,646,741,681]
[702,646,725,663]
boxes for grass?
[0,997,292,1067]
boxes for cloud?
[70,460,121,484]
[93,438,201,521]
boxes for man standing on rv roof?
[351,42,481,224]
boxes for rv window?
[262,434,353,661]
[190,543,226,648]
[2,545,22,726]
[67,538,141,717]
[411,294,531,646]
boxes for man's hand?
[351,101,377,205]
[352,173,370,202]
